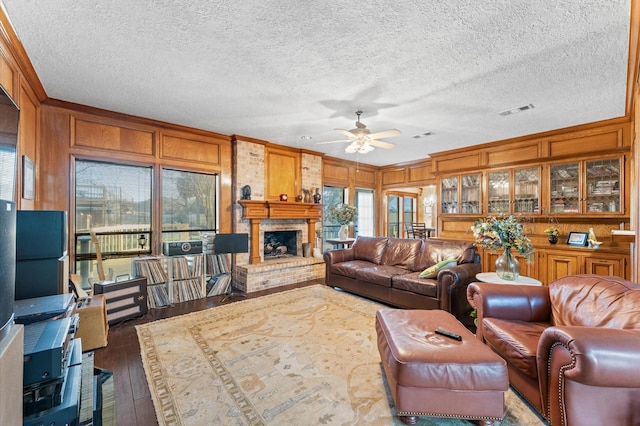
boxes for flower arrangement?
[470,215,535,262]
[328,203,358,225]
[543,226,560,237]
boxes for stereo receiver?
[162,240,203,256]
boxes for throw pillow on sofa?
[419,259,458,278]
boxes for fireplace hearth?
[264,231,297,259]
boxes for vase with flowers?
[544,226,560,244]
[328,203,358,240]
[471,215,535,280]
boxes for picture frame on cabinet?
[22,155,34,200]
[567,231,589,246]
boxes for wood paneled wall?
[430,121,631,174]
[0,11,43,211]
[39,103,233,260]
[379,160,435,188]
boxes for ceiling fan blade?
[334,128,357,138]
[316,139,351,145]
[367,129,401,139]
[368,139,396,149]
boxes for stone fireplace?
[232,140,325,293]
[234,199,325,293]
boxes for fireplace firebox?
[264,231,297,259]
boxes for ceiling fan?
[317,111,400,154]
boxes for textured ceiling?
[1,0,632,166]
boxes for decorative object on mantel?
[328,203,358,240]
[240,185,251,200]
[588,227,603,249]
[313,188,322,203]
[279,193,288,201]
[471,215,534,281]
[303,188,311,203]
[544,226,560,244]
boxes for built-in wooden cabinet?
[544,251,580,282]
[549,156,623,215]
[480,245,630,284]
[585,255,625,277]
[541,247,629,283]
[487,166,540,215]
[440,172,481,215]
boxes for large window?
[75,159,152,287]
[161,168,218,241]
[74,160,219,289]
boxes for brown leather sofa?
[324,236,480,317]
[467,274,640,426]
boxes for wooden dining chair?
[404,222,415,238]
[411,223,428,239]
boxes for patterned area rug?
[136,285,546,425]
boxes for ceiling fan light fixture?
[345,143,360,153]
[345,142,374,154]
[319,110,399,155]
[359,143,374,153]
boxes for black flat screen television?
[0,83,19,338]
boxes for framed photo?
[22,155,34,200]
[567,231,589,247]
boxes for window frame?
[160,166,220,243]
[71,157,221,288]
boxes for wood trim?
[0,4,47,101]
[626,0,640,116]
[430,119,631,162]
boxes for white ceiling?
[1,0,632,166]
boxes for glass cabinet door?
[487,170,510,214]
[586,158,621,213]
[514,167,540,214]
[461,173,481,214]
[550,163,580,214]
[441,176,458,214]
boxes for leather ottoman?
[375,309,508,425]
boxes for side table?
[326,238,356,249]
[475,272,542,286]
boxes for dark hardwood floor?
[92,279,323,426]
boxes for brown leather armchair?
[467,274,640,426]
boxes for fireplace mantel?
[238,200,322,263]
[238,200,322,219]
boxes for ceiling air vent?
[499,104,535,116]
